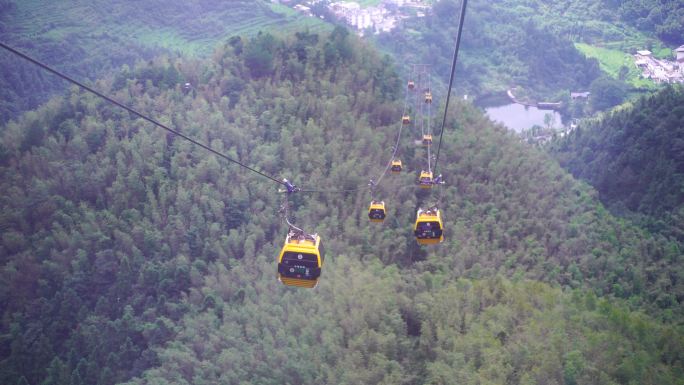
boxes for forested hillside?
[376,0,680,102]
[1,29,683,384]
[608,0,684,45]
[377,0,603,100]
[550,86,684,241]
[0,0,326,123]
[474,0,683,45]
[3,0,678,122]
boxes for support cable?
[0,42,286,187]
[371,63,413,187]
[432,0,468,176]
[426,71,432,175]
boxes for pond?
[477,95,565,133]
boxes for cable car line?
[0,42,287,187]
[372,66,412,187]
[417,68,423,138]
[433,0,468,177]
[298,187,363,194]
[0,43,406,208]
[1,40,386,197]
[278,187,324,288]
[424,70,432,175]
[411,0,468,246]
[427,73,433,175]
[0,41,329,289]
[3,0,469,283]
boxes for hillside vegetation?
[377,0,603,100]
[2,0,679,122]
[550,86,684,241]
[1,29,683,384]
[574,43,656,89]
[128,270,684,385]
[0,0,328,123]
[484,0,682,46]
[376,0,680,103]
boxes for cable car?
[402,115,410,125]
[418,170,433,188]
[391,159,403,173]
[277,232,324,288]
[425,92,432,103]
[368,201,386,222]
[408,81,415,90]
[422,134,433,146]
[414,208,444,245]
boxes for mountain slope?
[0,0,328,123]
[375,0,603,101]
[550,86,684,241]
[0,28,401,385]
[126,268,684,385]
[1,30,682,385]
[373,0,678,104]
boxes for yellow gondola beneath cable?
[391,159,403,173]
[368,201,386,222]
[422,134,433,146]
[277,232,324,288]
[425,92,432,103]
[418,170,433,188]
[414,208,444,245]
[402,115,410,125]
[408,80,415,90]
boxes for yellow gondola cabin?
[414,208,444,245]
[368,201,386,222]
[402,115,410,125]
[277,232,324,288]
[391,160,403,173]
[422,134,432,146]
[408,81,415,90]
[418,170,433,188]
[425,92,432,103]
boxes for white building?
[676,45,684,63]
[356,11,372,29]
[634,46,684,84]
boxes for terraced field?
[5,0,330,55]
[0,0,331,121]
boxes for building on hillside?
[328,1,400,33]
[322,0,430,34]
[570,92,590,100]
[330,1,360,24]
[634,46,684,84]
[634,58,648,68]
[293,4,312,15]
[676,45,684,62]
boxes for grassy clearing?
[267,2,299,16]
[600,38,672,59]
[575,43,632,77]
[575,43,657,89]
[356,0,384,6]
